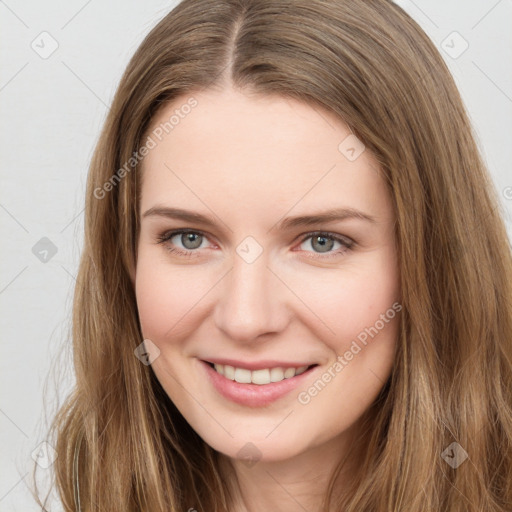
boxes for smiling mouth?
[204,361,318,385]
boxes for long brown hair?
[32,0,512,510]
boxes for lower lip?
[199,360,317,407]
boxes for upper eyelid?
[158,229,354,248]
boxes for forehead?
[145,86,354,165]
[139,87,393,224]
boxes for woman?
[33,0,512,510]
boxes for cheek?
[134,250,215,341]
[135,242,400,349]
[281,254,400,352]
[135,252,180,339]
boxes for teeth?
[283,367,296,378]
[212,363,310,385]
[234,368,252,383]
[270,367,284,382]
[224,365,235,380]
[295,365,308,375]
[251,368,270,385]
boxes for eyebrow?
[142,206,377,231]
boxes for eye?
[156,229,213,257]
[296,232,354,258]
[156,229,355,259]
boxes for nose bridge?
[214,248,287,342]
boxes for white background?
[1,0,511,510]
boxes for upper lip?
[201,357,317,371]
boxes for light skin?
[134,84,401,511]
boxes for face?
[135,85,401,464]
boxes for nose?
[213,250,291,343]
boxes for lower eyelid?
[157,230,353,256]
[296,240,352,259]
[298,233,354,251]
[165,232,212,252]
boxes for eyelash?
[155,229,355,260]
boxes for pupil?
[313,235,333,253]
[182,233,202,249]
[179,234,335,252]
